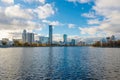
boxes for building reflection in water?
[18,48,35,80]
[45,47,53,79]
[61,47,69,79]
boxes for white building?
[22,30,34,44]
[63,34,67,45]
[22,29,27,43]
[39,36,49,44]
[26,33,34,44]
[0,40,2,46]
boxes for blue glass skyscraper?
[49,25,52,45]
[63,34,67,44]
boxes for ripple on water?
[0,47,120,80]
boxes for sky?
[0,0,120,42]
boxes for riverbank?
[0,45,87,48]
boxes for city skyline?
[0,0,120,42]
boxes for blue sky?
[0,0,120,42]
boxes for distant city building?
[106,37,110,42]
[22,29,27,43]
[106,35,116,43]
[58,41,63,45]
[63,34,67,45]
[77,41,85,46]
[0,40,2,46]
[111,35,115,41]
[100,38,107,47]
[39,36,49,44]
[8,41,14,46]
[22,30,34,44]
[1,38,13,46]
[49,25,53,45]
[71,39,76,46]
[2,38,9,42]
[26,33,34,44]
[101,38,107,44]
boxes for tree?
[2,41,7,45]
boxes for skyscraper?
[63,34,67,44]
[26,33,34,44]
[111,35,115,41]
[49,25,52,45]
[22,29,27,43]
[71,39,76,46]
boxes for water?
[0,47,120,80]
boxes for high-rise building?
[49,25,52,45]
[71,39,76,46]
[39,36,49,44]
[63,34,67,44]
[22,30,27,43]
[26,33,34,44]
[111,35,115,41]
[106,37,110,42]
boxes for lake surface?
[0,47,120,80]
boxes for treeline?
[1,40,78,47]
[13,40,51,47]
[10,40,76,47]
[92,40,120,47]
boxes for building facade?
[49,25,53,45]
[26,33,34,44]
[22,30,27,43]
[71,39,76,46]
[63,34,67,44]
[39,36,49,44]
[22,30,34,44]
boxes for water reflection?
[20,48,35,80]
[62,47,69,80]
[0,47,120,80]
[45,47,53,79]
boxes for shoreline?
[0,46,86,48]
[0,46,120,48]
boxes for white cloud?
[67,0,91,3]
[81,12,96,18]
[0,19,44,40]
[24,0,45,4]
[50,21,60,26]
[80,0,120,37]
[5,5,32,20]
[68,24,75,28]
[38,0,45,4]
[1,0,14,4]
[35,3,55,19]
[53,34,62,41]
[0,4,39,31]
[93,0,120,34]
[0,5,44,39]
[87,19,100,24]
[42,20,62,26]
[79,27,100,35]
[0,0,58,40]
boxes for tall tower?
[22,29,27,43]
[63,34,67,44]
[49,25,53,45]
[26,33,34,44]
